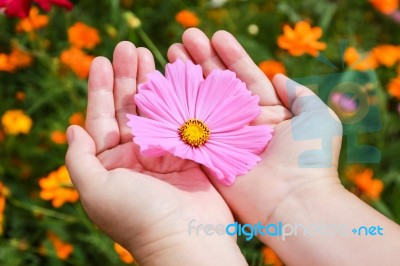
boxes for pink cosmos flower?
[127,60,273,185]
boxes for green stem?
[136,28,167,67]
[8,197,80,224]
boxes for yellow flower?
[258,60,287,80]
[68,22,100,50]
[39,165,79,208]
[114,242,135,264]
[175,10,200,28]
[277,21,326,57]
[388,76,400,100]
[16,7,49,32]
[47,232,74,260]
[1,110,33,135]
[60,47,94,79]
[123,11,141,29]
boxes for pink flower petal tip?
[127,59,273,185]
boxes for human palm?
[166,28,343,227]
[66,42,235,260]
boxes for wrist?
[259,171,343,245]
[131,233,247,266]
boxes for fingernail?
[66,126,74,144]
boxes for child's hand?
[168,29,400,266]
[65,41,247,266]
[168,28,343,230]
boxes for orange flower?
[16,7,49,32]
[9,46,33,69]
[60,47,94,78]
[51,130,67,144]
[0,46,32,72]
[69,112,85,127]
[388,76,400,100]
[39,165,79,208]
[372,45,400,67]
[345,164,363,182]
[114,243,135,264]
[258,60,287,80]
[261,246,282,266]
[16,91,26,101]
[47,232,74,260]
[68,22,100,49]
[277,21,326,57]
[175,10,200,28]
[0,53,15,72]
[344,47,378,71]
[350,167,384,200]
[0,182,9,235]
[370,0,398,14]
[1,109,33,135]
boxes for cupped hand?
[65,42,246,265]
[167,28,343,235]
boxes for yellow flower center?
[179,119,210,147]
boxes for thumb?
[65,125,107,192]
[272,74,328,116]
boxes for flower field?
[1,0,400,265]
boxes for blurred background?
[1,0,399,265]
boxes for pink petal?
[196,69,262,131]
[202,140,262,185]
[195,69,242,120]
[165,59,204,118]
[127,114,181,156]
[210,125,273,154]
[127,60,275,186]
[136,70,188,125]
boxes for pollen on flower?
[179,119,210,147]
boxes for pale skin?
[65,28,400,266]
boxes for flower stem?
[8,197,80,224]
[136,28,167,66]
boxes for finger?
[113,41,138,143]
[251,106,293,126]
[182,28,226,75]
[137,47,156,85]
[66,125,107,193]
[211,30,281,106]
[167,43,192,62]
[97,142,141,170]
[86,57,119,154]
[272,74,328,116]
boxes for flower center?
[179,119,210,147]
